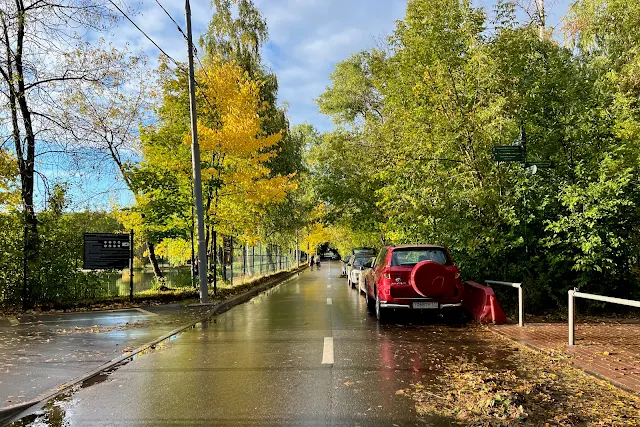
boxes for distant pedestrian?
[315,258,321,269]
[309,255,315,270]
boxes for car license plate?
[413,301,438,309]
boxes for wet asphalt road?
[9,262,504,426]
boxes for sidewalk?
[493,322,640,394]
[0,304,215,409]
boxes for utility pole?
[295,232,299,268]
[536,0,545,39]
[185,0,208,303]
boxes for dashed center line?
[135,307,158,316]
[327,298,332,305]
[322,337,334,364]
[327,285,331,289]
[8,316,19,326]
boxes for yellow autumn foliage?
[302,222,331,254]
[185,60,297,239]
[0,150,19,209]
[155,238,191,267]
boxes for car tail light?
[382,268,391,280]
[455,272,461,279]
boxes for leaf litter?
[401,332,640,426]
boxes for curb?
[0,266,306,426]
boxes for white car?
[348,257,370,289]
[358,257,375,294]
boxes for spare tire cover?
[409,260,455,298]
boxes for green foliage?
[311,0,640,313]
[0,185,124,309]
[316,50,386,125]
[0,212,23,308]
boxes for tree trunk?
[147,242,164,281]
[1,7,39,309]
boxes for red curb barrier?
[463,280,507,324]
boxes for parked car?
[352,247,376,257]
[331,253,340,260]
[346,254,371,285]
[341,255,352,276]
[363,245,463,321]
[348,256,370,289]
[358,256,376,294]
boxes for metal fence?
[61,241,300,303]
[220,241,298,286]
[486,280,524,326]
[568,289,640,345]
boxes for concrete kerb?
[0,266,307,426]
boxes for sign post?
[129,230,134,302]
[84,233,131,270]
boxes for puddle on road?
[8,386,81,427]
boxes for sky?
[42,0,573,209]
[115,0,571,133]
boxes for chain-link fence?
[217,241,298,287]
[10,240,303,309]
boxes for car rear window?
[353,247,375,256]
[390,248,450,266]
[352,256,369,267]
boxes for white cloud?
[254,0,407,131]
[107,1,405,132]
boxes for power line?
[154,0,188,41]
[107,0,216,110]
[107,0,181,69]
[153,0,212,82]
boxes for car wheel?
[365,286,374,313]
[351,278,356,289]
[375,291,383,322]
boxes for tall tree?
[202,0,268,72]
[201,0,305,248]
[0,0,129,307]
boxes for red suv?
[363,245,463,321]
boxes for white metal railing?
[568,289,640,345]
[486,280,524,326]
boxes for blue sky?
[50,0,573,209]
[115,0,572,132]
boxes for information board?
[83,233,131,270]
[493,146,525,162]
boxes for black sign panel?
[493,146,525,162]
[84,233,131,270]
[525,161,554,169]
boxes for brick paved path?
[494,322,640,394]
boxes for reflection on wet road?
[9,262,507,426]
